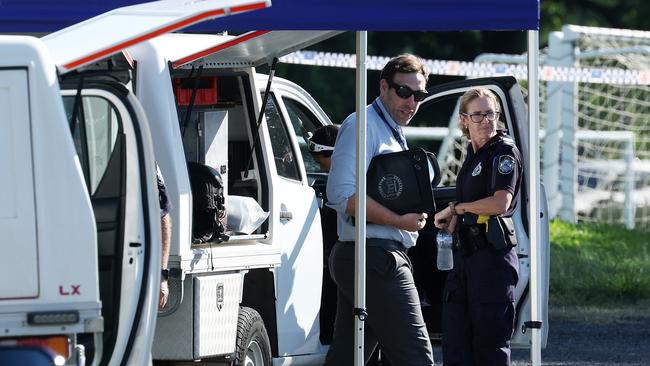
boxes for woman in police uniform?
[434,88,522,366]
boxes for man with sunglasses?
[325,54,434,366]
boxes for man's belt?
[340,238,405,251]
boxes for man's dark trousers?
[324,240,434,366]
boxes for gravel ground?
[186,304,650,366]
[432,303,650,366]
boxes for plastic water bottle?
[436,230,454,271]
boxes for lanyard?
[372,100,407,151]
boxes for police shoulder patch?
[498,155,515,175]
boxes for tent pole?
[354,30,368,366]
[527,29,542,366]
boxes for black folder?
[366,149,441,214]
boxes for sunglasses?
[385,78,429,102]
[308,140,334,153]
[461,111,500,123]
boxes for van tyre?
[234,307,272,366]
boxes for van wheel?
[234,307,272,366]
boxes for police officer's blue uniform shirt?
[326,98,418,248]
[456,130,522,217]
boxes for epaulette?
[484,131,515,150]
[500,135,516,147]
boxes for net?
[571,27,650,229]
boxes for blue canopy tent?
[1,1,542,365]
[0,0,537,32]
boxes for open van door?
[43,0,271,73]
[171,30,341,69]
[60,81,159,366]
[410,76,550,348]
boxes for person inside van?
[308,125,339,173]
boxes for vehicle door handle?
[280,211,293,222]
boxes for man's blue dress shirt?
[326,98,419,248]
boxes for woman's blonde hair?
[458,88,500,138]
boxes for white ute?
[128,31,342,365]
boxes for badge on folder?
[366,149,441,214]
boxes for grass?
[549,219,650,306]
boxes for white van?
[0,1,270,365]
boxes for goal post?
[557,25,650,229]
[471,25,650,229]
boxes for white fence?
[281,25,650,230]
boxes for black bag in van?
[366,148,441,215]
[188,162,229,244]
